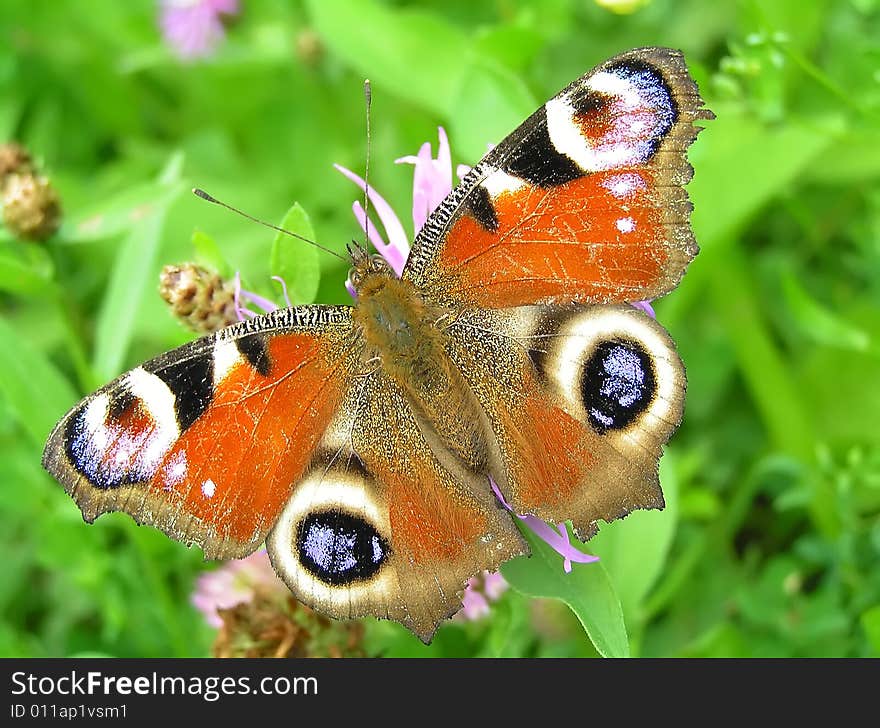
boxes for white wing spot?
[602,172,646,199]
[616,217,636,234]
[164,450,188,488]
[202,478,216,498]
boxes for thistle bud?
[2,172,62,242]
[295,29,323,67]
[0,143,33,180]
[213,590,366,658]
[159,263,238,333]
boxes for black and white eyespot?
[63,367,181,489]
[544,58,677,173]
[266,464,395,614]
[297,510,388,586]
[526,305,685,446]
[581,338,656,433]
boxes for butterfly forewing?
[42,307,360,559]
[403,47,713,309]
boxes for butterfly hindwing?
[404,47,713,309]
[266,368,526,642]
[42,306,360,559]
[445,304,685,539]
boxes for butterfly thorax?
[353,271,488,470]
[353,273,447,387]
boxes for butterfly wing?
[444,303,685,538]
[43,303,525,641]
[403,47,713,308]
[266,367,526,642]
[42,306,360,560]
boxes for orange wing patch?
[510,393,598,511]
[150,333,347,554]
[43,307,359,561]
[384,462,489,565]
[439,169,668,308]
[490,366,597,518]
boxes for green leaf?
[690,106,840,245]
[808,129,880,184]
[861,605,880,655]
[61,180,173,243]
[269,203,320,305]
[589,454,680,623]
[780,270,875,355]
[0,315,78,446]
[191,229,232,279]
[92,184,181,381]
[0,241,55,296]
[305,0,469,118]
[501,523,629,657]
[451,53,537,161]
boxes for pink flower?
[455,571,509,622]
[334,127,456,297]
[394,127,453,233]
[191,550,284,628]
[159,0,239,60]
[631,300,656,318]
[490,479,599,573]
[232,272,289,320]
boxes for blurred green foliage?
[1,0,878,657]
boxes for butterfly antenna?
[192,188,347,262]
[361,79,373,255]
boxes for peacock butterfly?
[42,47,713,642]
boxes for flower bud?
[159,263,238,333]
[0,143,33,180]
[212,591,367,658]
[2,172,62,242]
[295,29,323,67]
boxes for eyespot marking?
[581,339,656,433]
[296,510,388,586]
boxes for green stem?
[708,238,838,538]
[127,527,192,657]
[48,285,97,394]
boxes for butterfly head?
[346,241,395,295]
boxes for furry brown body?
[353,263,487,470]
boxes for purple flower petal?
[190,549,283,628]
[271,275,292,309]
[334,163,410,274]
[160,0,238,60]
[395,127,454,233]
[482,571,508,600]
[458,584,491,621]
[351,201,408,275]
[631,300,656,318]
[453,569,509,622]
[233,271,278,322]
[489,478,599,572]
[240,290,279,313]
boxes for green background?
[1,0,879,657]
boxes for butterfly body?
[42,47,712,641]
